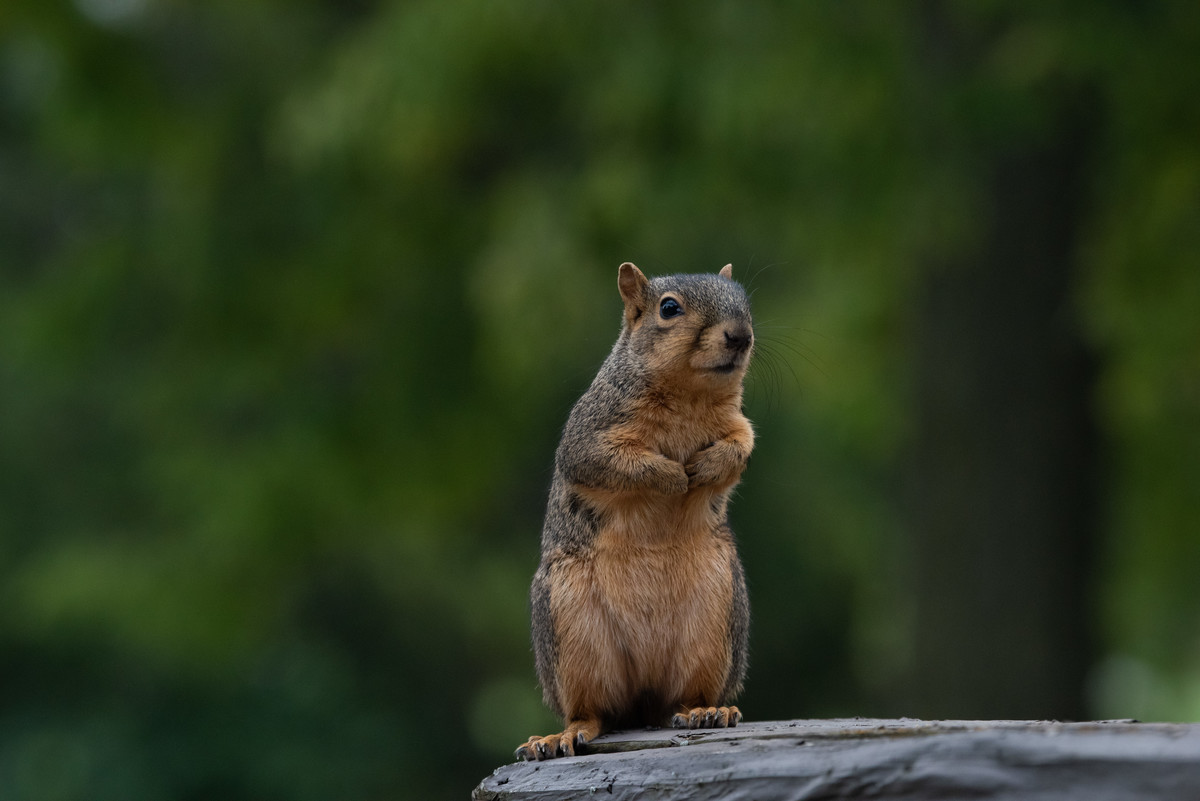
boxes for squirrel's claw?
[515,720,600,761]
[513,735,558,762]
[514,736,540,762]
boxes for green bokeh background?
[2,1,1198,799]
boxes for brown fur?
[517,263,753,761]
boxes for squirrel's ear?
[719,264,733,280]
[618,262,649,315]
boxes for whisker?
[771,339,829,373]
[741,260,789,297]
[752,325,830,367]
[745,348,786,415]
[755,342,809,389]
[754,334,830,380]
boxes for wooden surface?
[472,718,1200,800]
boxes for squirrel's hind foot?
[671,705,741,729]
[514,718,602,761]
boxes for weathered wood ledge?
[472,718,1200,800]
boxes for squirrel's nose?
[724,327,752,353]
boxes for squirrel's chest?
[632,397,733,462]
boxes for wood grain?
[475,718,1200,800]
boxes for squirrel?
[516,262,754,761]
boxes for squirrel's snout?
[723,327,753,354]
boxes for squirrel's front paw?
[644,457,689,495]
[685,442,746,488]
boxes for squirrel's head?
[617,262,754,389]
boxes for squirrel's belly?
[589,521,735,698]
[546,492,738,718]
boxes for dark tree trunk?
[906,99,1100,719]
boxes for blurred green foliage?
[1,1,1198,798]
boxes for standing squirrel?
[516,262,754,761]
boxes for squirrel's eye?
[659,297,683,319]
